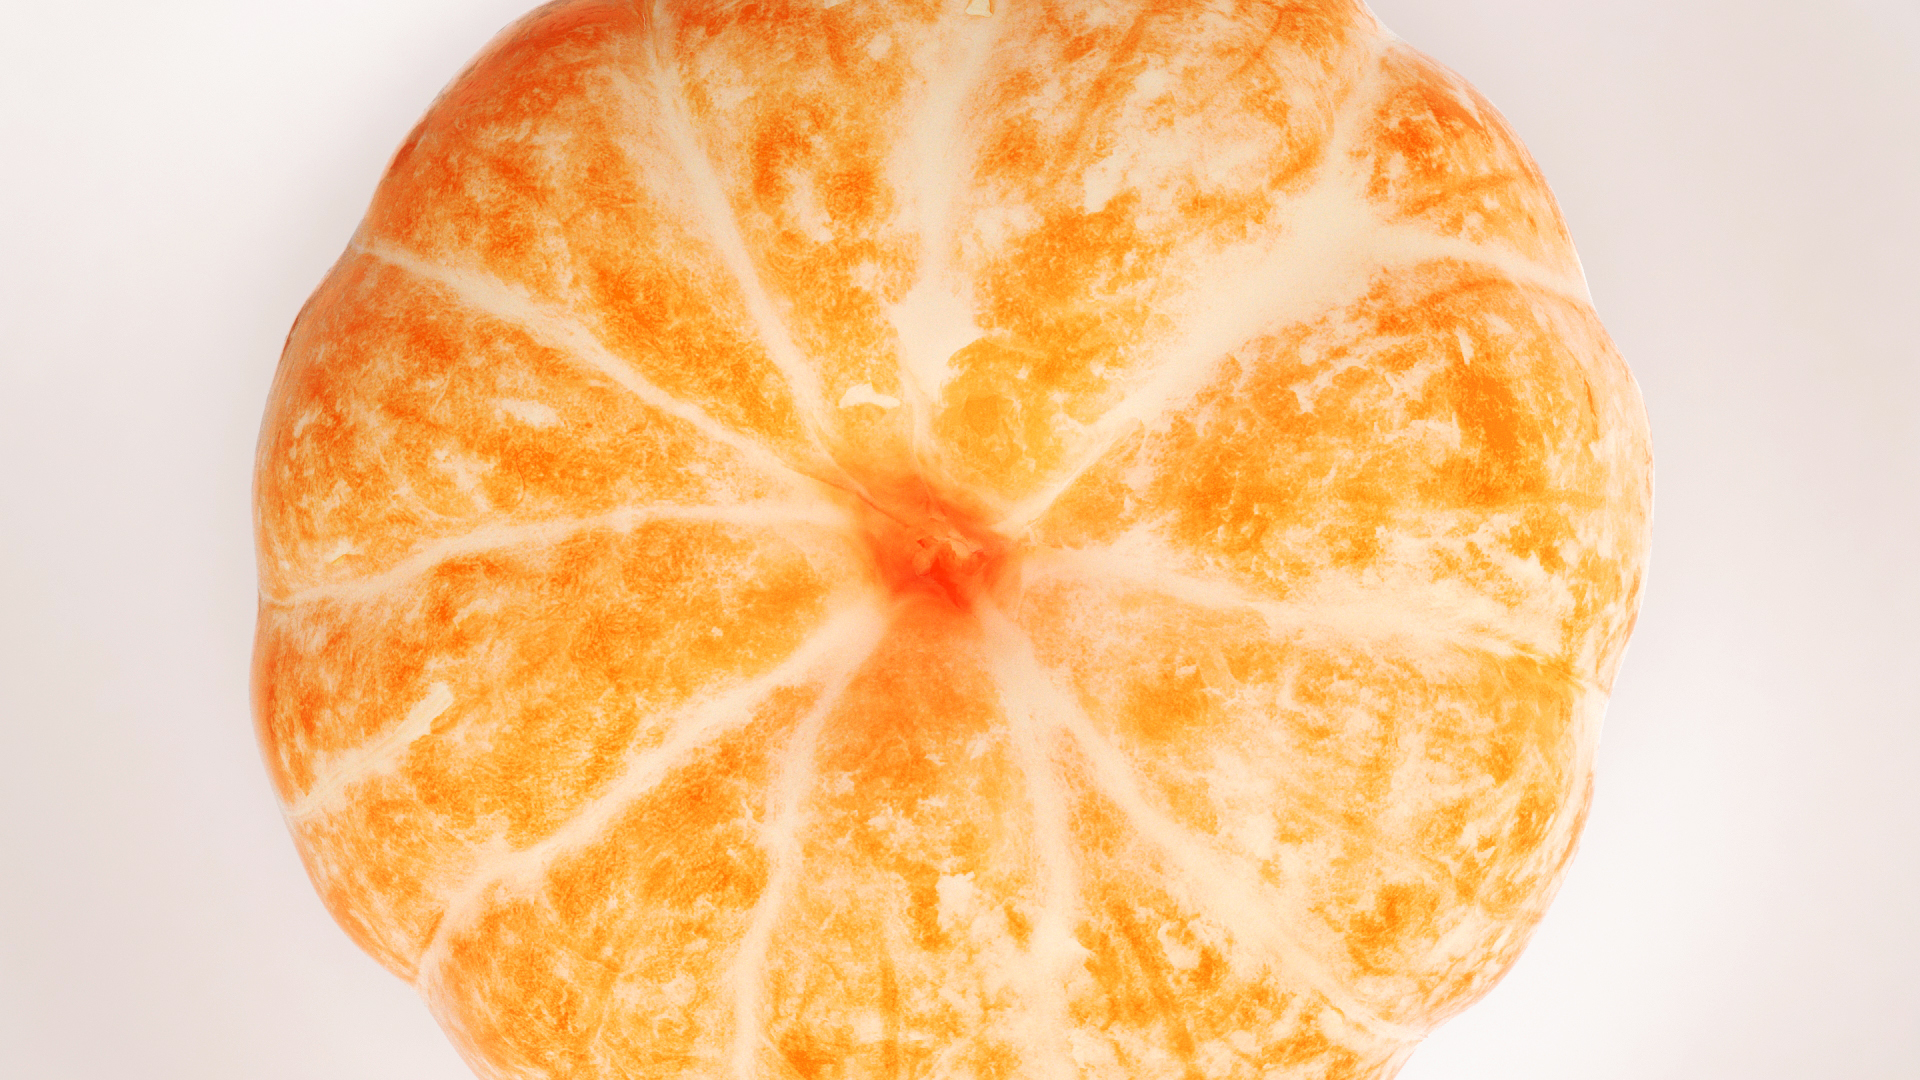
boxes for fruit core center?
[858,488,1018,613]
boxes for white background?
[2,1,1915,1077]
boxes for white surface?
[1,1,1915,1077]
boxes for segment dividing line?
[412,601,890,990]
[991,212,1587,537]
[634,0,836,451]
[1006,549,1481,885]
[986,40,1387,537]
[973,604,1080,1080]
[975,603,1426,1046]
[356,241,827,498]
[725,622,882,1080]
[1023,543,1565,665]
[890,10,1007,457]
[286,682,454,821]
[992,40,1589,538]
[264,501,854,609]
[1026,543,1597,901]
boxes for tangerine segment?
[358,1,818,469]
[658,0,967,474]
[256,515,861,976]
[1364,48,1582,279]
[257,251,805,602]
[934,22,1375,513]
[1058,758,1412,1080]
[1015,569,1593,1024]
[753,619,1050,1080]
[420,694,808,1079]
[1030,259,1650,686]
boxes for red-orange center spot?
[855,481,1021,614]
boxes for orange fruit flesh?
[252,2,1652,1078]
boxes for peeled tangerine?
[253,0,1652,1077]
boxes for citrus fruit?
[254,2,1653,1077]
